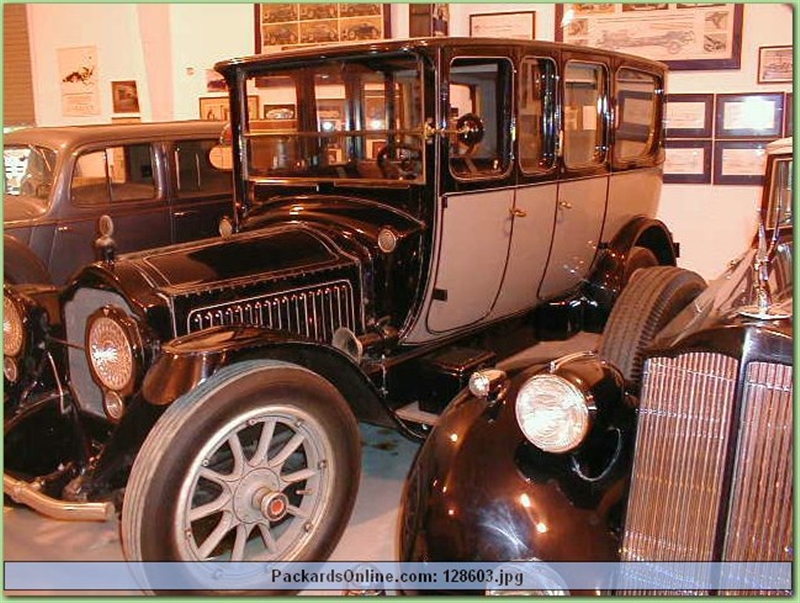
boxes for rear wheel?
[599,266,706,388]
[121,360,361,594]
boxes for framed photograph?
[715,93,784,139]
[784,93,793,137]
[470,11,536,40]
[663,139,712,184]
[555,4,743,70]
[111,80,140,114]
[263,103,296,120]
[255,4,391,53]
[200,97,229,121]
[757,46,792,84]
[665,93,713,138]
[713,140,769,186]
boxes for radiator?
[621,353,793,595]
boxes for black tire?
[121,360,361,594]
[599,266,706,388]
[622,245,659,285]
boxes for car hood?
[3,194,49,223]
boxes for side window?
[614,68,660,162]
[175,139,232,196]
[448,57,513,179]
[72,144,156,205]
[563,61,607,168]
[518,57,557,174]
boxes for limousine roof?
[4,120,226,151]
[216,36,668,73]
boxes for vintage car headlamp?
[3,291,26,358]
[515,374,592,453]
[86,306,138,393]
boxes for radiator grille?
[186,280,357,342]
[621,353,793,595]
[720,362,793,595]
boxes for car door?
[424,55,516,334]
[50,142,171,283]
[539,59,610,301]
[169,138,234,243]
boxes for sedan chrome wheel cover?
[174,405,335,562]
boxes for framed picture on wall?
[555,4,743,70]
[200,96,258,121]
[665,94,713,139]
[111,80,140,114]
[713,140,769,186]
[664,139,712,184]
[470,11,536,40]
[757,46,792,84]
[715,93,784,139]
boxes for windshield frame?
[237,52,428,186]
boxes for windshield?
[3,145,57,208]
[765,156,792,230]
[243,54,424,182]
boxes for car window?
[3,145,57,208]
[174,139,232,197]
[72,143,156,206]
[766,157,792,230]
[518,57,557,174]
[614,68,659,162]
[448,57,513,180]
[563,61,608,168]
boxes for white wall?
[22,3,793,279]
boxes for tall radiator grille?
[720,361,793,595]
[620,352,739,593]
[186,280,357,343]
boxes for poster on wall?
[555,4,743,70]
[58,46,100,116]
[254,4,391,53]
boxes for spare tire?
[599,266,706,388]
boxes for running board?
[394,402,439,427]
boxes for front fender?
[4,235,50,285]
[140,325,393,426]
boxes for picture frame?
[255,4,391,53]
[663,139,712,184]
[263,103,296,120]
[757,46,792,84]
[555,4,743,70]
[470,11,536,40]
[665,94,714,139]
[715,93,784,139]
[200,96,259,121]
[784,93,793,137]
[111,80,140,114]
[713,140,769,186]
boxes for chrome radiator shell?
[621,344,793,594]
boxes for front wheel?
[121,360,361,594]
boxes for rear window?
[614,68,660,163]
[174,139,232,197]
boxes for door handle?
[173,210,197,218]
[57,226,72,233]
[508,207,527,218]
[558,200,573,210]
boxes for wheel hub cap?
[232,468,286,524]
[260,491,290,522]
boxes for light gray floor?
[3,333,600,596]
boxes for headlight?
[515,374,592,453]
[3,292,25,357]
[86,307,136,392]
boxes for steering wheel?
[455,113,485,154]
[376,143,422,180]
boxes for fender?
[140,324,394,426]
[4,235,51,285]
[585,216,677,313]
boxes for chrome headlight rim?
[3,288,27,359]
[514,372,594,454]
[85,305,140,394]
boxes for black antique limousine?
[4,38,677,591]
[399,138,793,595]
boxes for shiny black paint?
[400,358,633,587]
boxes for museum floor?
[3,333,600,596]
